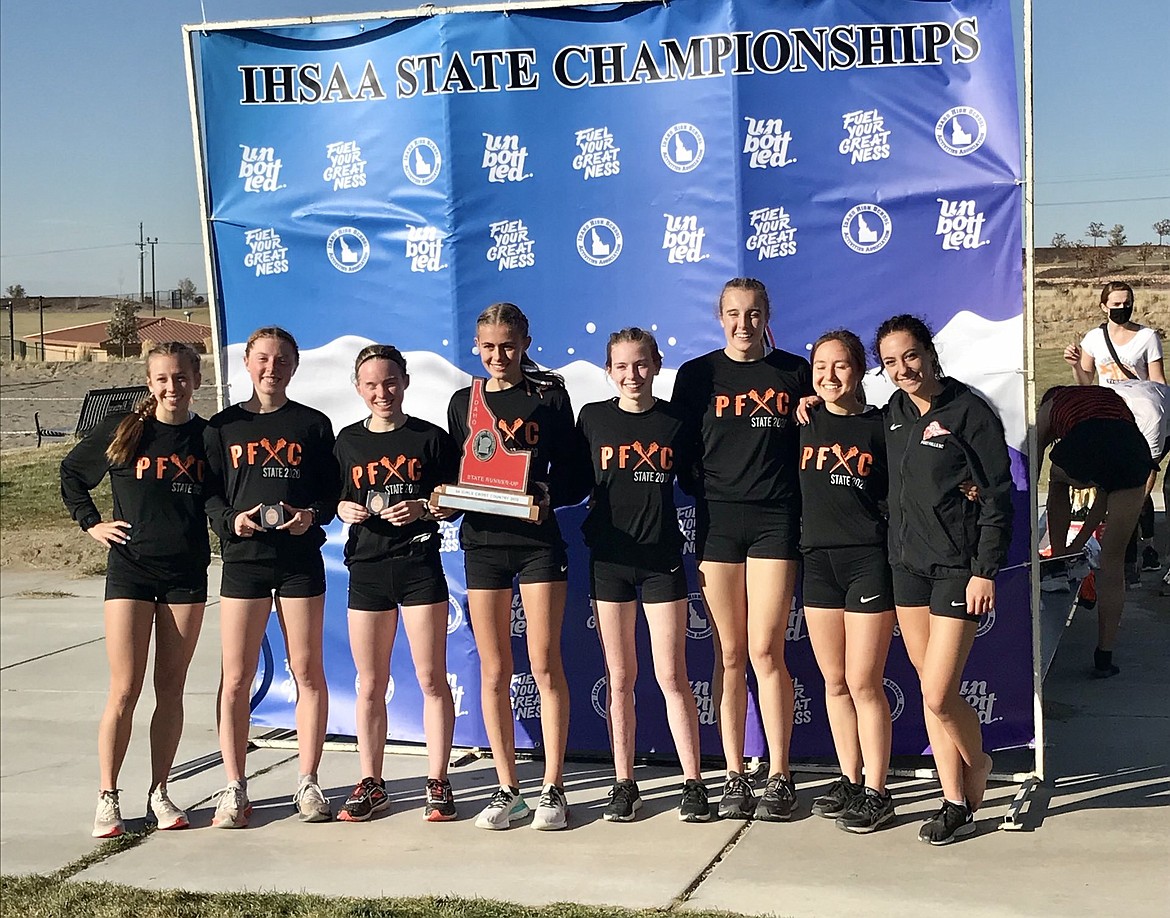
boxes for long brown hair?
[811,328,867,403]
[106,343,201,466]
[605,327,662,369]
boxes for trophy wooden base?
[432,483,539,521]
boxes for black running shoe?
[811,776,862,818]
[836,788,895,834]
[424,777,457,822]
[678,779,712,823]
[1141,545,1160,572]
[718,772,756,820]
[918,801,975,845]
[337,777,389,822]
[757,775,797,822]
[602,779,642,822]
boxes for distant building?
[23,316,212,362]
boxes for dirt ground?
[0,359,147,450]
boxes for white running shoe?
[211,782,251,829]
[474,785,530,830]
[92,789,125,839]
[293,778,332,823]
[148,786,189,830]
[531,783,569,831]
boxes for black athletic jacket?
[885,378,1013,580]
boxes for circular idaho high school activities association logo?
[472,430,496,461]
[934,106,987,157]
[591,676,608,719]
[975,606,997,638]
[446,597,464,635]
[841,204,892,255]
[403,137,442,185]
[576,218,623,267]
[883,677,905,722]
[326,226,370,273]
[661,122,705,173]
[686,591,712,640]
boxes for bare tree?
[1051,232,1069,249]
[1071,240,1088,272]
[177,277,197,306]
[1087,246,1113,278]
[1135,242,1155,271]
[1154,219,1170,246]
[1108,224,1127,247]
[1086,222,1106,246]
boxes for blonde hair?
[476,302,564,391]
[106,343,201,466]
[605,327,662,369]
[245,326,299,364]
[353,343,407,379]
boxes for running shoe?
[811,775,862,818]
[678,779,712,823]
[531,783,569,830]
[211,782,251,829]
[293,778,332,823]
[337,777,389,822]
[1141,545,1160,572]
[147,786,189,830]
[92,789,125,839]
[918,800,976,845]
[718,772,756,820]
[836,787,895,834]
[602,779,642,822]
[474,785,529,830]
[757,775,797,822]
[424,777,457,822]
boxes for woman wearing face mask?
[1064,282,1165,386]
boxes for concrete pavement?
[1,558,1167,916]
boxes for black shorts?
[802,545,893,613]
[892,566,980,621]
[464,543,569,591]
[347,550,448,611]
[104,553,207,604]
[696,500,800,563]
[1051,419,1156,493]
[219,553,327,600]
[590,549,687,604]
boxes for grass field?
[0,877,761,918]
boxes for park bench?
[34,385,150,447]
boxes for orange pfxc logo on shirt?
[228,437,303,469]
[599,440,673,472]
[800,443,873,478]
[497,417,540,448]
[714,388,791,424]
[135,453,205,482]
[351,455,423,489]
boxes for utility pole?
[147,237,159,317]
[136,222,146,304]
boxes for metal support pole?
[136,222,146,304]
[148,237,159,317]
[38,296,44,361]
[4,302,13,360]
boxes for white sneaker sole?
[531,809,568,830]
[475,805,529,830]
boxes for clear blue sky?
[2,0,1167,297]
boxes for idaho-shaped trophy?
[432,379,539,520]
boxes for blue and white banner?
[191,0,1030,760]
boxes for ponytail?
[476,302,565,394]
[106,395,157,466]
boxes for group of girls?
[63,278,1013,847]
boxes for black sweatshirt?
[885,378,1014,580]
[60,413,211,581]
[333,416,458,564]
[577,398,687,558]
[798,405,888,550]
[671,347,813,503]
[447,381,589,550]
[203,401,339,563]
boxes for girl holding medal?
[203,326,339,828]
[333,344,461,822]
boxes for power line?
[1036,195,1170,207]
[1,242,202,259]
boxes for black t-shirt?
[671,347,813,504]
[577,398,687,558]
[797,405,888,550]
[60,413,211,581]
[203,400,339,563]
[447,381,589,551]
[334,416,458,564]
